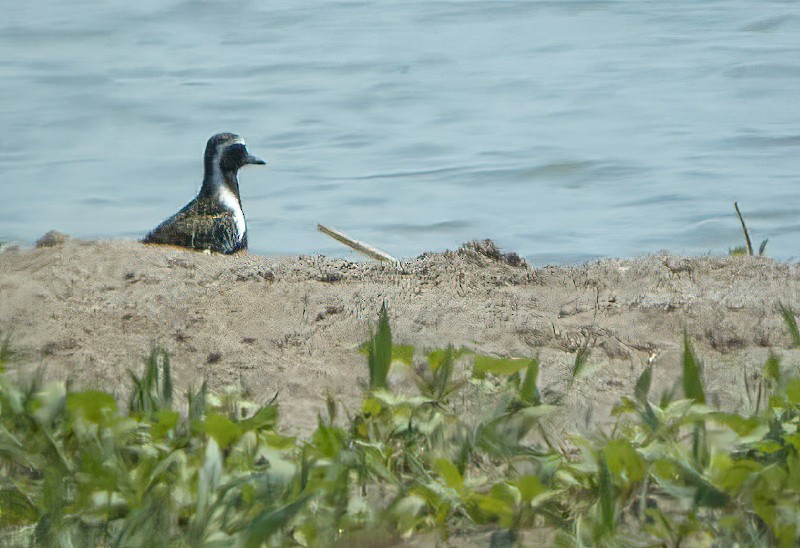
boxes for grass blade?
[519,358,540,405]
[734,202,753,256]
[634,365,652,404]
[779,303,800,348]
[682,333,705,404]
[758,238,768,256]
[570,343,591,385]
[368,302,392,390]
[596,455,616,540]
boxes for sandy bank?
[1,237,799,436]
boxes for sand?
[2,235,799,437]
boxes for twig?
[317,224,399,265]
[734,202,753,256]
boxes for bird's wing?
[143,199,243,254]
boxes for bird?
[142,133,266,254]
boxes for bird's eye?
[219,144,248,171]
[226,143,244,154]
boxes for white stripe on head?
[209,137,247,243]
[209,139,244,186]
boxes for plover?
[142,133,265,254]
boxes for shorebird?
[142,133,265,254]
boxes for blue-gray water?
[2,1,799,265]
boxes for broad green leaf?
[519,359,540,405]
[201,413,242,449]
[264,432,296,450]
[240,405,278,432]
[678,463,730,508]
[634,365,652,403]
[786,378,800,404]
[368,302,392,390]
[711,454,761,493]
[67,390,119,425]
[472,355,528,377]
[682,333,706,404]
[603,439,646,485]
[764,352,781,383]
[748,439,783,455]
[241,483,255,504]
[477,484,518,527]
[244,495,311,548]
[597,455,616,539]
[151,409,180,439]
[434,458,464,493]
[311,420,346,458]
[361,396,382,416]
[709,412,764,436]
[392,345,415,365]
[640,401,661,432]
[515,475,545,505]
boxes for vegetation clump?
[459,239,527,268]
[1,306,800,546]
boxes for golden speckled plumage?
[142,195,247,254]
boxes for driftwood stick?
[317,224,399,265]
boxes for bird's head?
[204,133,266,178]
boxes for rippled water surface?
[2,1,799,264]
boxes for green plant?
[2,305,800,545]
[730,202,768,256]
[367,302,392,391]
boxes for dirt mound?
[2,238,799,435]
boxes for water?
[2,1,799,265]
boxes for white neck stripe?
[217,186,246,242]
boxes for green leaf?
[311,420,346,459]
[240,405,278,432]
[473,355,528,377]
[367,302,392,390]
[244,495,311,548]
[779,303,800,348]
[241,483,255,504]
[477,484,518,528]
[151,409,180,439]
[682,333,706,404]
[596,455,616,539]
[712,454,762,493]
[515,475,545,505]
[434,458,464,493]
[679,463,730,509]
[786,378,800,404]
[519,359,540,405]
[640,401,660,432]
[188,380,207,423]
[0,335,14,372]
[603,439,646,485]
[66,390,119,425]
[764,352,781,383]
[201,413,243,449]
[392,345,415,366]
[264,432,296,450]
[709,412,764,436]
[634,365,652,403]
[571,344,591,384]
